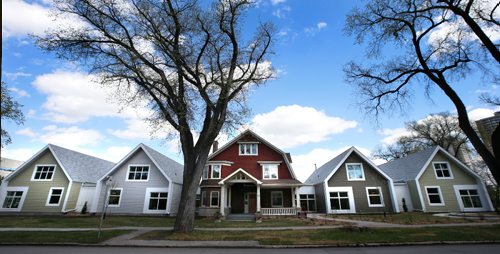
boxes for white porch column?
[295,187,300,208]
[220,185,226,216]
[256,184,261,212]
[228,186,232,207]
[291,187,295,207]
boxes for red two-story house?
[198,130,303,217]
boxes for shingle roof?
[48,144,115,182]
[141,144,184,184]
[378,146,437,182]
[304,148,352,185]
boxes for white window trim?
[238,143,258,156]
[365,187,384,207]
[126,164,150,182]
[346,163,365,181]
[271,191,284,207]
[425,186,445,206]
[299,194,317,212]
[202,166,209,180]
[31,164,57,181]
[107,188,123,207]
[210,191,220,207]
[453,185,486,212]
[327,186,356,214]
[432,162,454,179]
[262,164,279,180]
[0,186,29,212]
[143,187,169,214]
[45,187,65,207]
[211,165,222,179]
[201,190,206,207]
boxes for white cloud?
[377,128,412,145]
[15,128,36,138]
[248,105,357,149]
[292,146,373,182]
[4,71,31,80]
[270,0,286,5]
[8,87,30,98]
[304,21,328,36]
[39,125,104,149]
[96,146,132,163]
[272,6,291,19]
[27,109,37,118]
[475,85,498,94]
[468,107,497,121]
[2,147,39,161]
[2,0,83,39]
[32,71,126,123]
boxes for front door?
[248,193,257,213]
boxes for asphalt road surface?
[1,245,500,254]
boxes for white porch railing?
[261,207,299,216]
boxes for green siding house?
[304,147,399,214]
[0,144,114,213]
[379,146,494,213]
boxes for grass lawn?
[0,230,130,244]
[136,225,500,245]
[0,215,342,228]
[329,212,492,224]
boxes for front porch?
[218,168,302,217]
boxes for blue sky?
[2,0,499,181]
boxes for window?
[108,188,122,206]
[346,163,365,181]
[329,192,350,210]
[263,164,279,179]
[2,191,24,209]
[202,166,209,179]
[210,191,219,207]
[300,194,316,212]
[425,186,444,205]
[46,187,64,206]
[459,189,482,208]
[271,191,283,207]
[32,165,56,181]
[366,187,384,207]
[148,192,168,211]
[239,143,258,155]
[127,165,149,181]
[433,162,453,179]
[211,165,221,179]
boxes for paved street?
[1,245,500,254]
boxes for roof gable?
[209,130,298,180]
[100,144,183,184]
[305,147,391,185]
[6,144,114,183]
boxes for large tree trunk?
[434,74,500,184]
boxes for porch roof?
[261,179,302,187]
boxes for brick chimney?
[212,141,219,153]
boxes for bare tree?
[344,0,500,184]
[1,82,25,149]
[36,0,273,232]
[374,113,470,161]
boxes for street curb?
[2,240,500,248]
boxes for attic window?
[127,165,149,181]
[433,162,453,179]
[239,143,258,155]
[32,165,56,181]
[346,163,365,181]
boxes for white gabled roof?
[6,144,114,183]
[99,143,184,184]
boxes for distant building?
[0,157,24,179]
[475,111,500,153]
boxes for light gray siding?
[96,150,170,214]
[169,182,183,215]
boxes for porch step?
[225,213,256,221]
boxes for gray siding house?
[0,144,114,213]
[304,147,399,214]
[379,146,494,213]
[91,144,183,215]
